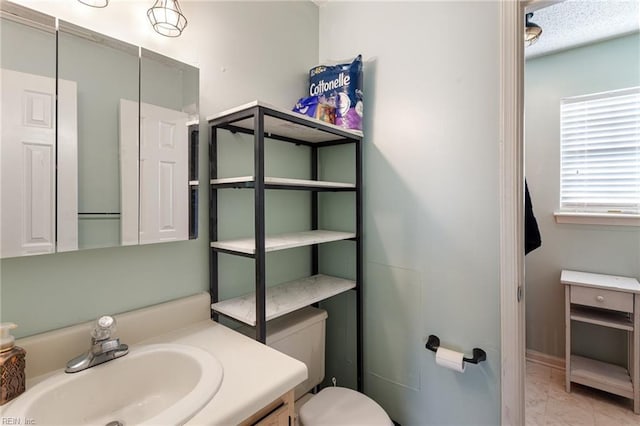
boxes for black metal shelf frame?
[188,123,199,239]
[208,103,364,392]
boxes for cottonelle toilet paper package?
[308,55,363,131]
[292,95,336,125]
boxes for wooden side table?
[562,270,640,414]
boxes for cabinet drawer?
[571,286,633,313]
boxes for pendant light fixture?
[525,13,542,46]
[147,0,188,38]
[78,0,109,7]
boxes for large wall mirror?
[0,3,199,259]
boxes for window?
[560,87,640,215]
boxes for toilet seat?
[299,387,392,426]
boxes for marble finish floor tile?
[525,361,638,426]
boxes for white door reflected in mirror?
[120,100,189,245]
[0,69,78,258]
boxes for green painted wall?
[319,2,502,424]
[524,33,640,364]
[1,241,207,336]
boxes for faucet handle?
[91,315,117,341]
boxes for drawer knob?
[596,295,605,303]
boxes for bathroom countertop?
[137,319,308,425]
[8,293,304,425]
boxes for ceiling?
[525,0,640,58]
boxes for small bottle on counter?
[0,323,26,405]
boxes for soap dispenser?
[0,323,26,405]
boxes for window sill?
[554,212,640,227]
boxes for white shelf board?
[212,274,356,326]
[570,355,633,398]
[207,100,363,143]
[189,180,199,186]
[570,306,634,331]
[211,230,355,255]
[561,270,640,294]
[210,176,355,189]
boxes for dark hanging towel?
[525,180,542,255]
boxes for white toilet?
[240,306,392,426]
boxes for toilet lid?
[299,387,392,426]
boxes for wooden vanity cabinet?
[240,390,295,426]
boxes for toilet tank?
[238,307,328,400]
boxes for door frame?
[500,1,564,424]
[499,1,525,424]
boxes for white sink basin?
[3,343,223,425]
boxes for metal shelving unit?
[207,100,364,392]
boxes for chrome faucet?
[65,315,129,373]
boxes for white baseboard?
[526,348,565,371]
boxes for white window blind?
[560,87,640,214]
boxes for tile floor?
[526,361,639,425]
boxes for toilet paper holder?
[425,335,487,365]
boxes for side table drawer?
[571,286,634,313]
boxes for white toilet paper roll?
[435,347,465,373]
